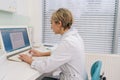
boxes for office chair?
[91,60,102,80]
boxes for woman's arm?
[29,49,51,57]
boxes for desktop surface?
[0,38,49,80]
[0,57,41,80]
[0,45,49,80]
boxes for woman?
[19,8,88,80]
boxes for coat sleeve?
[31,40,72,73]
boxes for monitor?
[0,26,31,56]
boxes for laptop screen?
[0,28,30,53]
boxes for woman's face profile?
[51,21,61,34]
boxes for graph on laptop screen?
[0,28,30,53]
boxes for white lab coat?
[31,28,88,80]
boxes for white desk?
[0,55,41,80]
[0,46,50,80]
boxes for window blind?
[118,27,120,53]
[42,0,118,54]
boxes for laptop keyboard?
[7,50,30,62]
[8,55,22,62]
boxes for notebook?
[0,26,32,62]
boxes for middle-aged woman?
[19,8,88,80]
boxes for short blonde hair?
[51,8,73,30]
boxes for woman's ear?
[58,21,62,27]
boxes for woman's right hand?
[29,49,43,57]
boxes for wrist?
[43,52,51,56]
[28,59,33,65]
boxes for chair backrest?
[91,60,102,80]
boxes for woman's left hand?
[19,54,33,64]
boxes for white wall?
[5,0,43,45]
[27,0,43,45]
[4,0,43,45]
[16,0,29,16]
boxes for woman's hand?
[29,49,51,57]
[29,49,43,57]
[19,54,33,64]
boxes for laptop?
[0,26,32,62]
